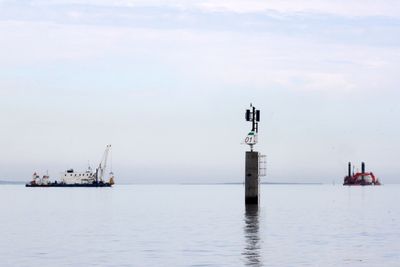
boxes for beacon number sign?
[244,131,258,145]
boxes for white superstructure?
[60,144,112,185]
[60,168,96,185]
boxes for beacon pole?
[244,104,260,205]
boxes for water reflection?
[243,204,262,267]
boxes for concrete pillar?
[245,151,259,205]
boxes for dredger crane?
[96,144,111,183]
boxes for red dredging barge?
[343,162,381,186]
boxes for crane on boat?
[96,144,113,184]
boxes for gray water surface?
[1,184,399,266]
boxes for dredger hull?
[26,183,112,187]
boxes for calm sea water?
[0,184,399,267]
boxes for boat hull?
[26,183,112,187]
[343,183,380,186]
[343,176,381,186]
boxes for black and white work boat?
[26,145,114,187]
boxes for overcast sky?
[1,0,399,183]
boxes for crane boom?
[96,144,111,182]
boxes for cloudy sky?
[1,0,399,183]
